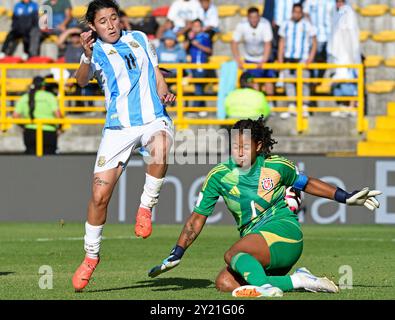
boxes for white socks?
[140,173,164,209]
[84,222,104,259]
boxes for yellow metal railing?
[0,62,366,156]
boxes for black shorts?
[23,128,58,155]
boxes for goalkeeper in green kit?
[149,117,382,297]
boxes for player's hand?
[80,30,95,59]
[148,245,185,278]
[160,92,176,104]
[285,187,302,213]
[346,187,382,211]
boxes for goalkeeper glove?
[148,245,185,278]
[334,187,382,211]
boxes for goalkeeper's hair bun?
[232,115,277,155]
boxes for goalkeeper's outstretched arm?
[176,212,207,250]
[302,177,381,211]
[148,212,207,278]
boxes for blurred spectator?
[328,0,360,117]
[0,0,41,60]
[157,30,187,68]
[42,0,75,35]
[278,3,317,119]
[225,72,271,119]
[13,76,62,155]
[231,7,274,98]
[167,0,202,35]
[262,0,275,23]
[303,0,336,78]
[198,0,219,40]
[131,15,159,38]
[185,19,212,108]
[119,10,132,31]
[156,19,176,40]
[57,27,84,63]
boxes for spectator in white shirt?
[278,3,317,119]
[167,0,202,35]
[328,0,360,117]
[198,0,219,39]
[303,0,336,77]
[231,7,275,97]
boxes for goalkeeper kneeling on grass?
[149,116,381,297]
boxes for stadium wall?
[0,156,394,224]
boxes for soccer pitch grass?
[0,223,394,300]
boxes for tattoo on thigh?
[94,177,110,186]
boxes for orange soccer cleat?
[72,256,100,292]
[134,206,152,239]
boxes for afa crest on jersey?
[262,178,274,191]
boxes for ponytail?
[28,76,45,120]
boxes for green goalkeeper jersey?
[193,154,299,236]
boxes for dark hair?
[247,6,260,15]
[28,76,45,120]
[232,116,277,155]
[192,18,203,26]
[119,10,127,18]
[239,71,253,88]
[293,3,303,11]
[85,0,120,24]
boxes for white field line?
[305,236,395,243]
[9,236,137,242]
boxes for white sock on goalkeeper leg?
[140,173,165,209]
[84,222,103,259]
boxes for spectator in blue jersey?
[185,18,212,108]
[157,30,187,77]
[72,0,176,293]
[278,3,317,119]
[0,0,41,60]
[303,0,336,78]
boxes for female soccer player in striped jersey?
[149,116,381,297]
[72,0,176,291]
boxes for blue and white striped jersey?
[279,18,317,62]
[274,0,299,28]
[87,30,169,129]
[303,0,336,43]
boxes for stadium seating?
[26,56,54,63]
[372,30,395,42]
[359,4,389,17]
[384,56,395,67]
[217,5,240,18]
[220,32,233,43]
[72,6,86,19]
[359,30,371,42]
[364,55,384,68]
[0,7,6,16]
[208,55,231,64]
[0,56,23,63]
[0,31,7,43]
[152,6,170,17]
[366,80,395,94]
[125,6,152,18]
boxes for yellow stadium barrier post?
[175,64,187,130]
[357,64,367,133]
[36,121,44,157]
[296,64,304,133]
[0,65,6,132]
[58,66,66,117]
